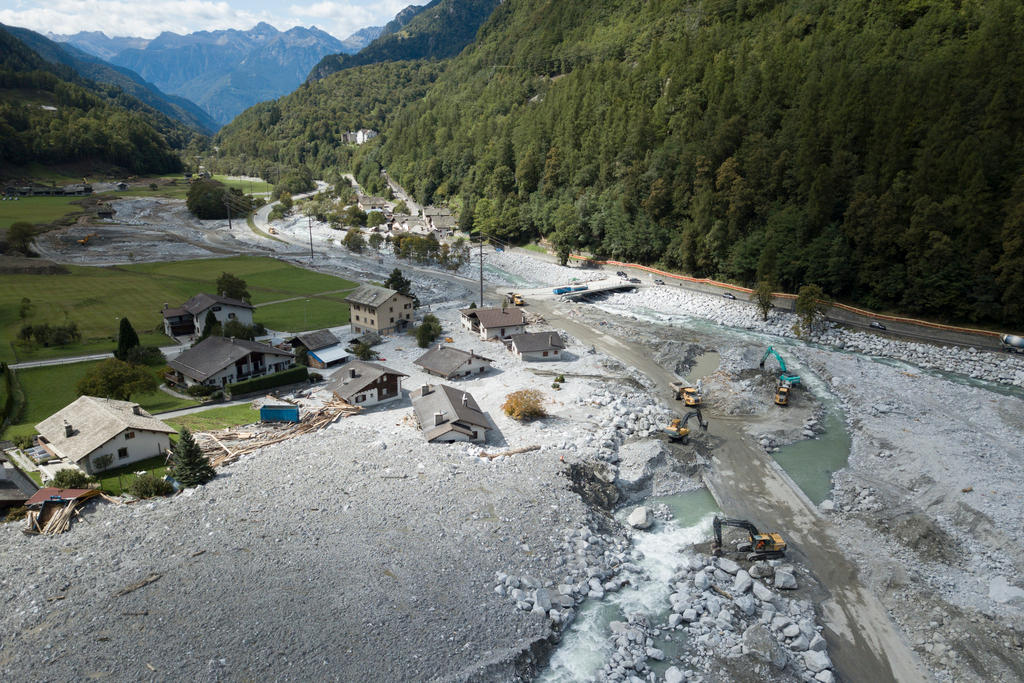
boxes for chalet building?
[345,284,414,336]
[410,384,489,443]
[414,346,493,379]
[166,336,294,389]
[35,397,176,475]
[357,195,389,212]
[162,293,254,338]
[460,307,527,340]
[327,361,407,407]
[510,332,566,361]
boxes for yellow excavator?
[664,409,708,443]
[712,516,787,561]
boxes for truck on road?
[1002,334,1024,354]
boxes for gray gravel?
[0,425,594,681]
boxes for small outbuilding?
[287,330,349,369]
[510,332,566,361]
[414,345,493,380]
[460,307,526,340]
[260,404,300,423]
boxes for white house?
[413,345,493,379]
[460,307,527,340]
[410,384,489,443]
[35,397,176,475]
[327,361,407,407]
[166,336,294,389]
[162,293,254,338]
[510,332,566,361]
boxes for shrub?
[308,372,323,382]
[124,345,165,366]
[226,366,308,396]
[3,506,28,523]
[555,374,565,383]
[210,390,225,401]
[127,472,174,498]
[551,383,561,390]
[51,469,94,489]
[502,389,547,421]
[416,314,443,348]
[187,384,217,397]
[13,434,34,450]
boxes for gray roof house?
[414,346,494,379]
[410,384,489,443]
[35,396,176,475]
[167,336,294,388]
[327,361,407,407]
[460,307,527,340]
[510,332,566,361]
[345,284,415,336]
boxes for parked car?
[870,321,886,330]
[616,271,627,278]
[628,277,642,284]
[653,278,665,285]
[722,292,737,300]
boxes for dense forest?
[308,0,499,81]
[214,0,1024,325]
[0,25,188,174]
[214,60,442,190]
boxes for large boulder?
[774,570,798,590]
[803,650,832,673]
[732,570,753,594]
[742,624,788,669]
[627,506,654,529]
[717,557,741,575]
[664,666,685,683]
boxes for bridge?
[517,278,640,302]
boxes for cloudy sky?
[0,0,409,40]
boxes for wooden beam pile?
[200,399,361,468]
[23,490,121,535]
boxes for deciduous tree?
[76,359,157,400]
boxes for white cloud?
[0,0,405,40]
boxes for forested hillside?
[308,0,499,81]
[374,0,1024,324]
[0,26,187,174]
[215,0,1024,324]
[5,25,217,134]
[214,61,442,186]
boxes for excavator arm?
[713,515,787,560]
[759,346,788,373]
[681,409,708,432]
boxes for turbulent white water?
[539,509,716,681]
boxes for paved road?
[10,342,191,370]
[529,297,928,683]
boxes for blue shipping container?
[260,405,300,423]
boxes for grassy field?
[95,454,169,496]
[2,361,198,440]
[117,182,190,200]
[164,403,260,432]
[0,196,87,229]
[0,256,358,363]
[256,297,351,331]
[523,243,548,254]
[214,175,273,194]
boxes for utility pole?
[308,215,314,260]
[223,196,232,230]
[479,239,484,308]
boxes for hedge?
[226,366,308,396]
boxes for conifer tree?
[115,317,140,360]
[169,428,216,487]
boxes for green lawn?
[523,243,548,254]
[3,361,198,440]
[0,256,358,363]
[0,196,87,229]
[214,175,273,194]
[256,297,351,332]
[95,454,169,496]
[164,404,260,432]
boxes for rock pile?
[660,553,836,682]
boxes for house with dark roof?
[414,346,493,379]
[327,361,407,407]
[510,332,566,361]
[35,396,176,475]
[345,284,415,336]
[166,336,294,389]
[410,384,490,443]
[162,293,254,338]
[287,330,349,369]
[460,307,527,340]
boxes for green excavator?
[759,346,801,406]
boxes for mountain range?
[53,23,349,126]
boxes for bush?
[51,469,94,489]
[13,434,34,450]
[3,505,28,522]
[551,383,561,390]
[554,374,565,383]
[416,314,443,348]
[210,390,225,401]
[308,372,323,382]
[124,345,166,366]
[127,473,174,498]
[502,389,547,421]
[187,384,217,397]
[226,366,308,396]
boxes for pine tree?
[199,310,219,339]
[169,428,216,487]
[115,317,140,360]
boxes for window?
[212,306,221,312]
[542,351,548,357]
[355,315,360,321]
[389,306,393,312]
[117,447,128,459]
[356,394,365,403]
[380,387,389,398]
[125,431,135,440]
[228,312,236,320]
[390,317,394,323]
